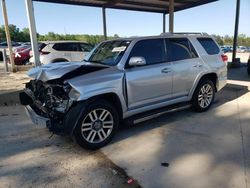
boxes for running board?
[126,102,191,125]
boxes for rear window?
[53,43,78,51]
[38,43,46,51]
[197,38,220,55]
[166,38,198,62]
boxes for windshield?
[86,40,131,66]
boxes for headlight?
[68,88,80,100]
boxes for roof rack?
[160,32,209,36]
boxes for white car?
[29,41,93,65]
[237,46,248,53]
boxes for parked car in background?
[20,33,227,149]
[29,41,93,65]
[220,46,231,53]
[13,45,31,65]
[0,41,21,47]
[0,41,22,61]
[247,55,250,75]
[237,46,248,53]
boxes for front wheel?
[73,100,119,150]
[191,79,215,112]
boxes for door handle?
[161,68,171,73]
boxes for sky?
[0,0,249,37]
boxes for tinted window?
[53,43,79,51]
[166,38,198,62]
[38,43,46,51]
[197,38,220,55]
[79,43,93,52]
[129,39,166,65]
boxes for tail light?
[221,54,228,63]
[29,50,33,57]
[40,51,50,55]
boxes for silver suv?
[20,33,227,149]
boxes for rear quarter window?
[197,38,220,55]
[53,43,78,51]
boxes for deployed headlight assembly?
[68,88,81,100]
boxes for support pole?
[232,0,240,64]
[1,0,15,72]
[102,7,107,40]
[169,0,174,33]
[25,0,40,67]
[2,49,8,72]
[163,13,166,33]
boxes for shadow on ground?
[102,82,250,188]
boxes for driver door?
[125,39,173,109]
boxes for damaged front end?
[20,79,74,134]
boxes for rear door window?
[129,39,166,65]
[166,38,198,62]
[197,38,220,55]
[53,43,79,51]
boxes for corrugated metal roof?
[33,0,218,13]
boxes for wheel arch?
[65,92,124,136]
[189,72,218,100]
[51,58,69,63]
[89,93,123,121]
[199,73,218,92]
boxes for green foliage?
[0,24,250,46]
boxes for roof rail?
[160,32,209,36]
[173,32,209,36]
[160,32,172,36]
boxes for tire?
[73,99,119,150]
[191,79,215,112]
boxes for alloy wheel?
[198,84,214,108]
[81,108,114,143]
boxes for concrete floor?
[0,67,249,188]
[102,82,250,188]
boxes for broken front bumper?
[25,105,51,127]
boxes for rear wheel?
[191,79,215,112]
[73,100,119,150]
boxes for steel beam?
[1,0,15,72]
[232,0,240,63]
[163,13,166,33]
[169,0,174,33]
[25,0,40,67]
[102,7,107,40]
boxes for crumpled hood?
[27,61,108,82]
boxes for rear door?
[125,38,173,109]
[166,38,202,98]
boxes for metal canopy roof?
[33,0,218,14]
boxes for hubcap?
[198,84,213,108]
[81,108,114,143]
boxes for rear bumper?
[217,76,227,91]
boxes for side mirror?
[128,57,146,67]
